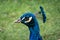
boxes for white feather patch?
[22,17,25,20]
[25,17,32,23]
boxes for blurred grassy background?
[0,0,60,40]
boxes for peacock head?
[15,13,37,27]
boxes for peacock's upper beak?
[15,19,21,23]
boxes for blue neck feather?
[28,18,42,40]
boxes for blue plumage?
[20,13,42,40]
[15,6,46,40]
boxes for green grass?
[0,0,60,40]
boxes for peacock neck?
[29,18,40,33]
[29,23,40,34]
[28,20,42,40]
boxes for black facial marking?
[24,17,29,21]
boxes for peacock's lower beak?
[15,19,21,23]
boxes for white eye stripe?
[22,17,25,20]
[25,17,32,23]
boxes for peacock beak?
[15,19,21,23]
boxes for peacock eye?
[24,17,29,21]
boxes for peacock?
[15,6,46,40]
